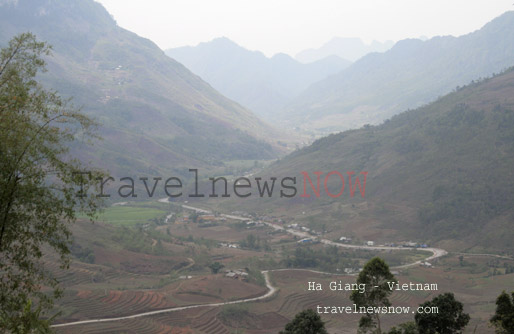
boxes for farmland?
[45,201,514,333]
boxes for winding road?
[51,199,448,328]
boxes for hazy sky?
[96,0,513,57]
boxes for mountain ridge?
[166,38,351,120]
[284,11,514,134]
[223,68,514,253]
[0,0,285,176]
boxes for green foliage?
[208,261,225,274]
[490,291,514,334]
[111,227,166,255]
[0,33,102,333]
[415,293,470,334]
[283,246,360,273]
[0,299,55,334]
[245,267,266,287]
[279,309,328,334]
[240,233,267,251]
[350,257,397,334]
[70,243,95,264]
[219,304,250,322]
[387,322,418,334]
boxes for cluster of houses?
[287,223,321,236]
[219,242,239,249]
[225,269,249,281]
[339,236,353,243]
[245,221,264,228]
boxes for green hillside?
[0,0,285,176]
[284,11,514,134]
[233,68,514,253]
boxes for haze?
[96,0,512,57]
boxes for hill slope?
[166,38,351,120]
[248,68,514,253]
[285,11,514,134]
[0,0,283,176]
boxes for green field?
[81,206,167,226]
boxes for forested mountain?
[285,11,514,134]
[166,38,351,119]
[250,68,514,252]
[0,0,283,176]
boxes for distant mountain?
[0,0,284,176]
[285,11,514,133]
[166,38,351,119]
[249,68,514,253]
[295,37,394,63]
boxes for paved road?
[52,271,276,328]
[52,199,448,328]
[162,199,448,269]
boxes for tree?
[279,309,328,334]
[415,293,469,334]
[208,261,225,274]
[350,257,397,334]
[0,33,102,333]
[387,322,418,334]
[490,291,514,334]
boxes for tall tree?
[415,293,470,334]
[0,33,102,333]
[280,309,328,334]
[490,291,514,334]
[387,321,418,334]
[350,257,397,334]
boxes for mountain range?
[0,0,285,177]
[166,38,351,119]
[283,11,514,133]
[243,67,514,253]
[295,37,394,63]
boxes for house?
[225,269,249,280]
[367,241,374,246]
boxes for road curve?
[52,200,448,328]
[52,271,276,328]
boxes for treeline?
[283,246,360,272]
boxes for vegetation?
[208,262,225,274]
[283,246,360,272]
[70,243,95,264]
[0,33,101,333]
[239,233,269,251]
[218,304,250,323]
[279,309,328,334]
[387,322,418,334]
[490,291,514,334]
[262,66,514,253]
[88,206,167,226]
[350,257,397,334]
[0,0,281,179]
[414,293,469,334]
